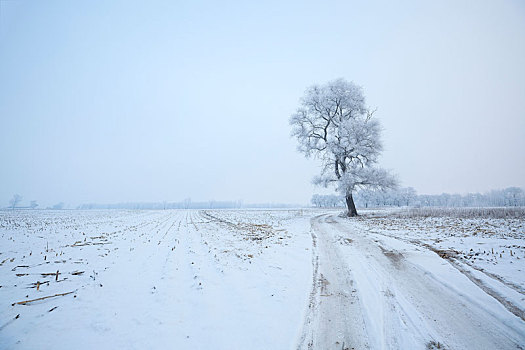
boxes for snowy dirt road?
[298,214,525,350]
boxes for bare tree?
[30,200,39,209]
[290,78,397,216]
[9,194,22,209]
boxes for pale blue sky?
[1,0,524,207]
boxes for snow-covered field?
[0,209,313,349]
[1,209,524,349]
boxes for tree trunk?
[345,193,358,217]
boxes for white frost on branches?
[290,78,397,200]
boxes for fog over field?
[1,0,524,208]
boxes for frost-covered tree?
[399,187,417,206]
[311,194,322,207]
[290,78,397,216]
[9,194,22,209]
[355,189,375,208]
[504,187,524,207]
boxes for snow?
[1,208,524,349]
[0,210,312,349]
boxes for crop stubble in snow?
[0,209,312,349]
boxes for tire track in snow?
[361,227,525,322]
[297,214,369,350]
[296,222,320,350]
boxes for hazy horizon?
[1,0,524,208]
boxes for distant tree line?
[311,194,344,208]
[4,195,300,210]
[312,187,525,208]
[410,187,525,207]
[354,187,417,208]
[77,200,244,210]
[76,199,299,210]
